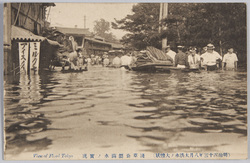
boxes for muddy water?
[4,66,247,159]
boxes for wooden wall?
[11,3,46,35]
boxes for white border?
[0,0,249,163]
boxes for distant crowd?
[56,35,238,71]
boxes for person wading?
[200,44,222,71]
[175,45,188,68]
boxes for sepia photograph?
[2,1,248,160]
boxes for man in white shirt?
[200,44,222,71]
[112,55,121,68]
[121,53,132,66]
[223,48,238,70]
[165,45,176,65]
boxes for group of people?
[166,43,238,71]
[87,53,109,66]
[58,35,87,70]
[58,35,238,72]
[61,48,87,70]
[85,52,136,68]
[111,53,137,69]
[59,35,112,70]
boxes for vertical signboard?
[29,42,40,72]
[18,42,29,73]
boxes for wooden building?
[54,26,92,48]
[4,3,60,75]
[10,3,55,35]
[110,42,125,51]
[83,37,112,56]
[54,27,113,56]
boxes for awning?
[11,25,45,41]
[11,25,63,47]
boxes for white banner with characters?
[18,42,29,73]
[29,42,40,71]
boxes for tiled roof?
[55,26,92,36]
[84,37,111,46]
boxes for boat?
[130,64,200,73]
[130,46,173,72]
[61,67,88,73]
[129,47,205,73]
[131,63,171,72]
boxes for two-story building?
[53,26,113,56]
[4,3,61,75]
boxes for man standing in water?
[121,53,132,69]
[222,48,238,70]
[188,47,201,69]
[112,54,121,68]
[200,44,222,71]
[175,45,188,68]
[165,45,176,65]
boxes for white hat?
[207,43,215,49]
[177,45,184,49]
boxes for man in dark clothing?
[175,45,188,68]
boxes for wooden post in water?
[3,3,12,75]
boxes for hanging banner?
[29,42,40,71]
[18,42,29,73]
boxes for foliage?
[185,3,246,64]
[93,18,117,42]
[113,3,246,65]
[112,3,161,50]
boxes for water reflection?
[4,67,247,158]
[4,72,58,155]
[126,71,247,153]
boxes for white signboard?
[29,42,40,71]
[18,42,29,73]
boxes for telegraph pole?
[159,3,168,50]
[84,15,86,28]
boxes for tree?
[93,18,117,42]
[114,3,246,66]
[112,3,161,50]
[185,3,246,64]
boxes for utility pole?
[84,15,86,28]
[159,3,168,50]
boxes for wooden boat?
[61,67,88,73]
[131,64,200,73]
[131,63,171,72]
[130,47,203,73]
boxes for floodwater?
[4,66,247,160]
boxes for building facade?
[3,3,58,75]
[54,27,113,56]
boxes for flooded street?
[4,66,247,160]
